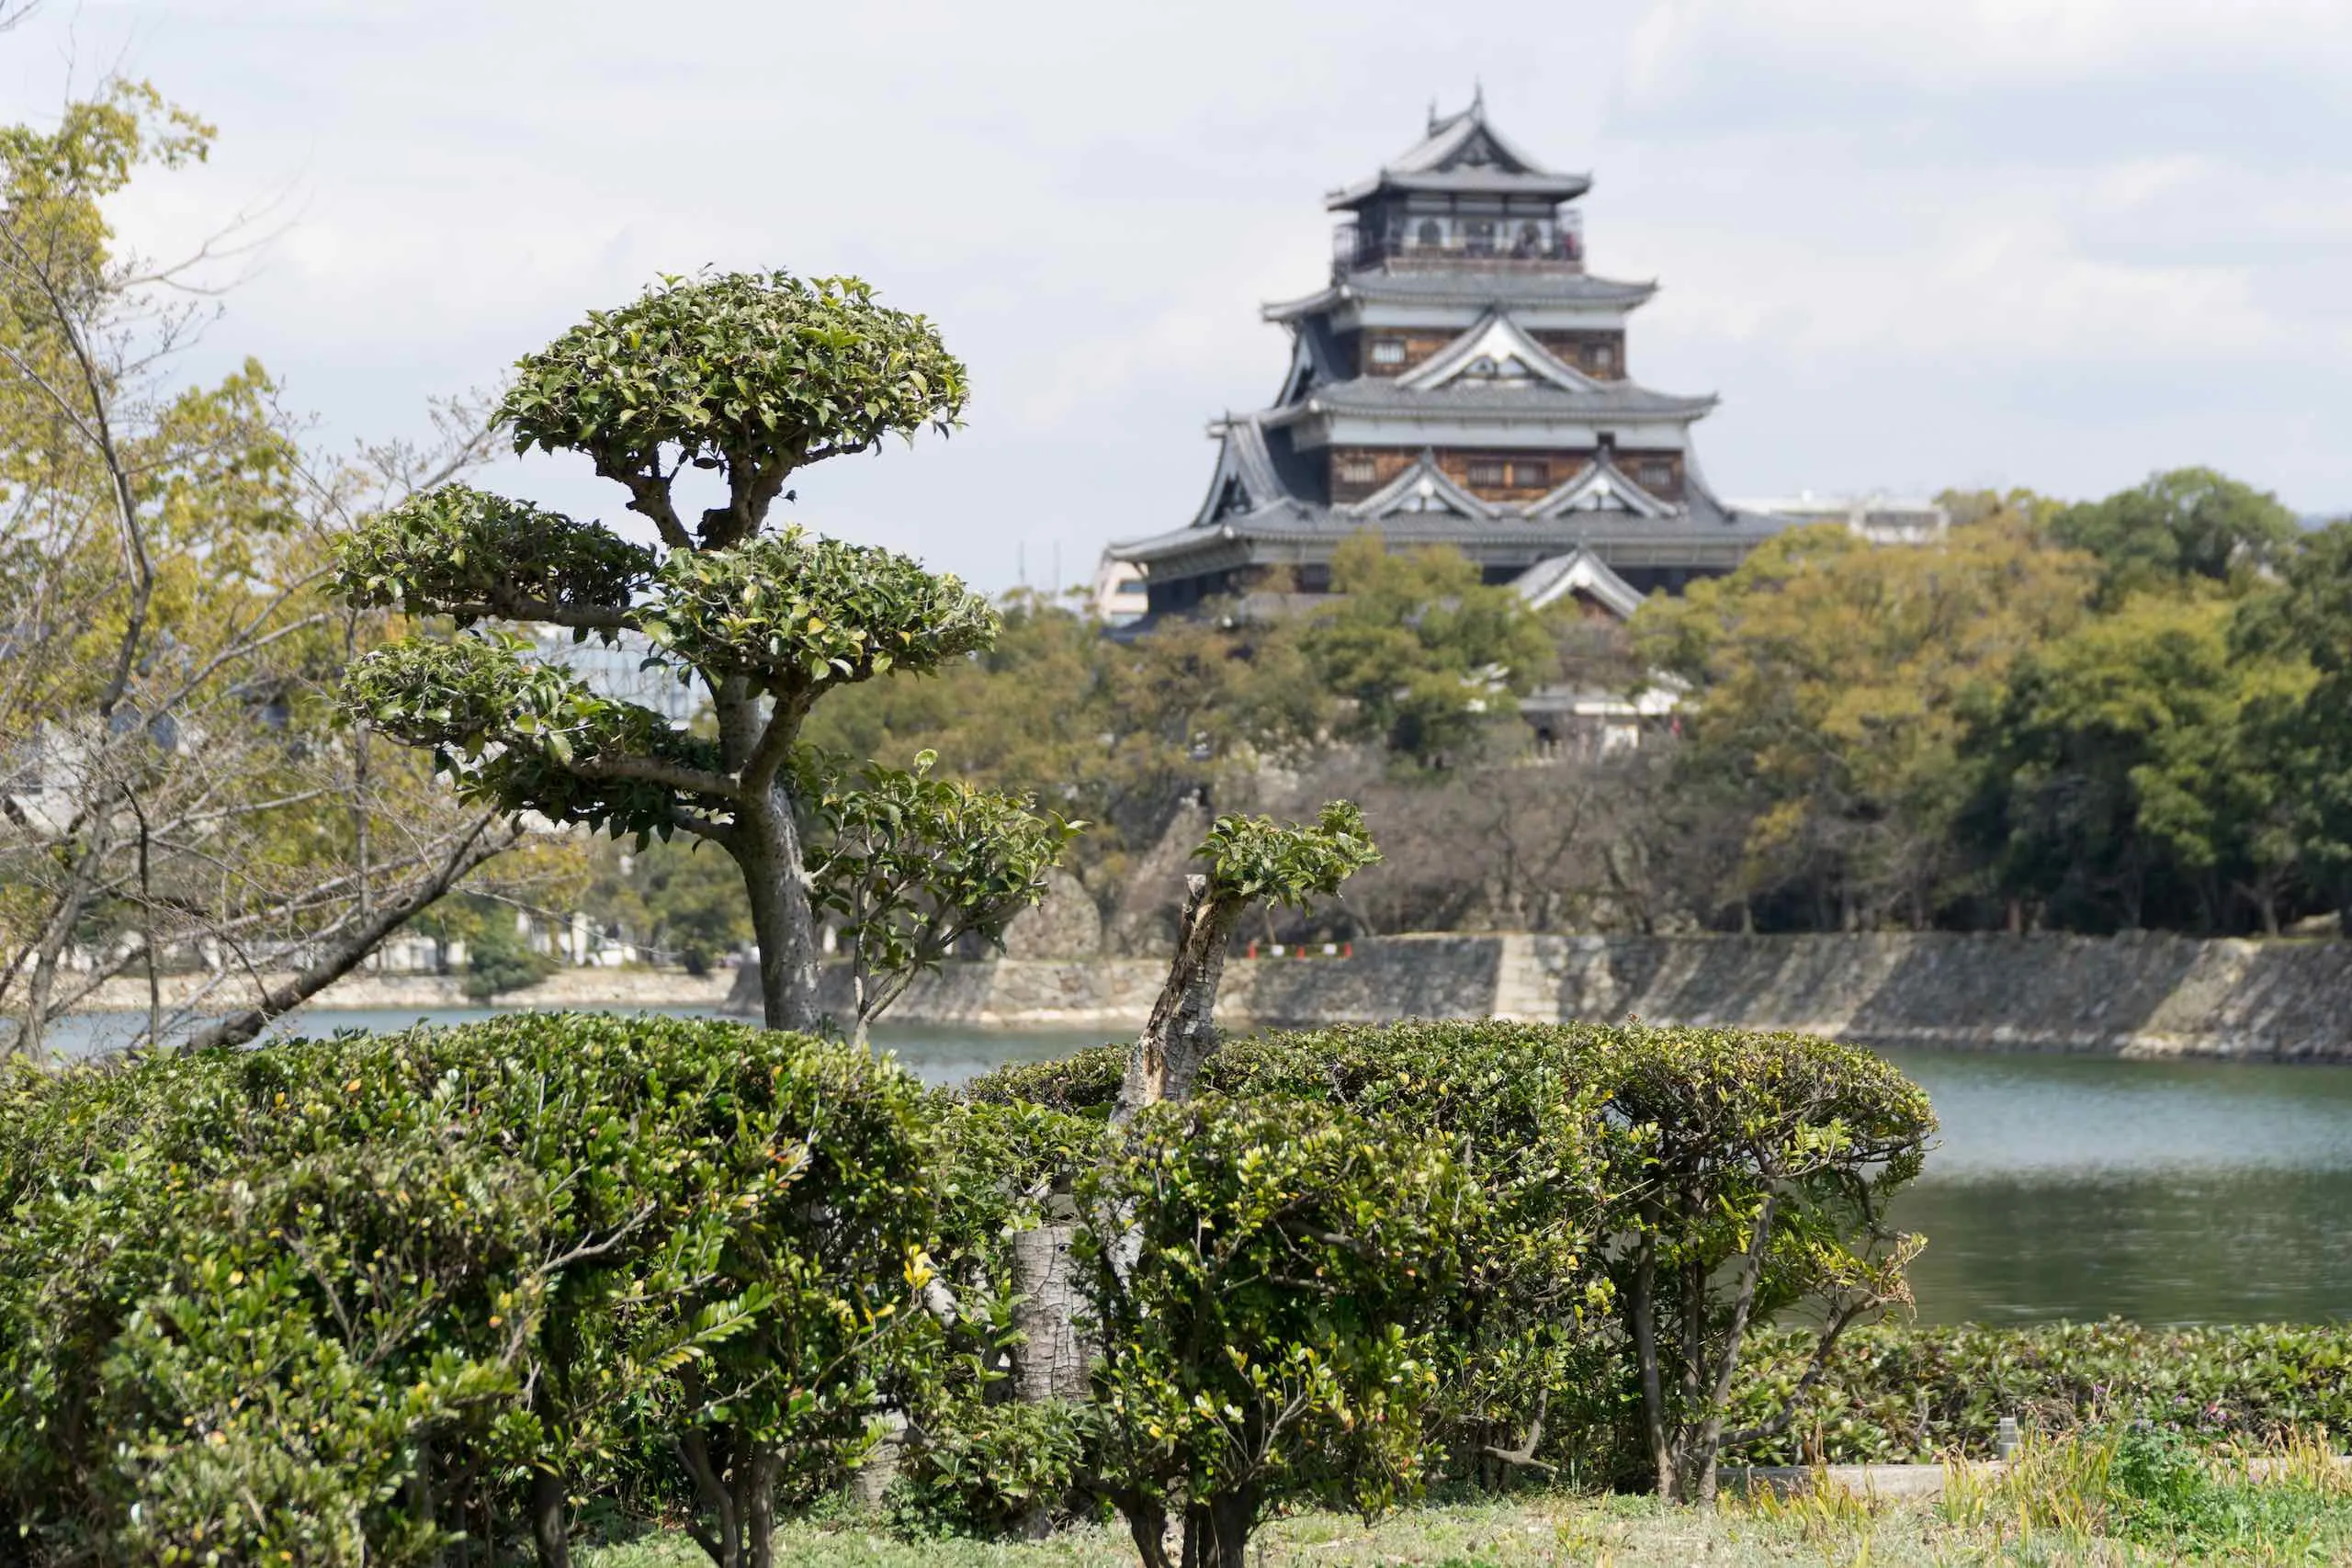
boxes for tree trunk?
[1631,1223,1675,1500]
[528,1469,571,1568]
[1113,875,1238,1125]
[1683,1192,1778,1506]
[1010,1222,1091,1403]
[1121,1495,1174,1568]
[738,784,823,1032]
[740,1450,779,1568]
[1181,1490,1254,1568]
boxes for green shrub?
[888,1399,1094,1540]
[958,1020,1934,1506]
[461,911,559,998]
[1080,1097,1474,1568]
[1587,1024,1933,1501]
[962,1043,1123,1113]
[1724,1320,2352,1466]
[1199,1023,1623,1486]
[0,1013,937,1568]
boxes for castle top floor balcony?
[1332,211,1584,277]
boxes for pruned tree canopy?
[334,270,1063,1031]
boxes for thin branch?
[176,814,524,1052]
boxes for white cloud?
[4,0,2347,587]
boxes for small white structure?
[1732,491,1950,545]
[1090,550,1149,626]
[1518,680,1681,760]
[535,626,703,724]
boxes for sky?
[6,0,2349,591]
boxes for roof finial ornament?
[1472,78,1485,116]
[1427,96,1439,134]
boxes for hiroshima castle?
[1102,97,1931,623]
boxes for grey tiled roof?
[1113,499,1789,567]
[1327,98,1594,209]
[1328,168,1591,207]
[1269,377,1718,423]
[1264,270,1658,321]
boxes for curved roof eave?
[1324,169,1593,209]
[1262,272,1662,322]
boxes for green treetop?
[338,271,1069,1030]
[2048,467,2301,604]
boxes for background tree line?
[783,470,2352,947]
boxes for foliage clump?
[0,1013,936,1568]
[953,1018,1932,1529]
[1081,1098,1474,1568]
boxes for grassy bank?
[588,1431,2352,1568]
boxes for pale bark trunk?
[737,783,822,1032]
[1686,1191,1779,1506]
[1632,1222,1675,1499]
[1010,1222,1091,1403]
[1112,875,1238,1125]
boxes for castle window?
[1638,460,1675,491]
[1464,220,1496,255]
[1370,338,1407,367]
[1467,458,1509,487]
[1510,460,1548,488]
[1416,219,1443,248]
[1590,344,1616,373]
[1337,455,1377,486]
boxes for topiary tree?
[1080,1097,1472,1568]
[1111,801,1378,1125]
[1592,1024,1934,1504]
[336,272,1063,1030]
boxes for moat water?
[45,1008,2352,1326]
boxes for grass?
[585,1431,2352,1568]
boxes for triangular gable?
[1510,548,1645,621]
[1523,453,1679,521]
[1396,312,1598,393]
[1391,97,1550,177]
[1189,417,1286,528]
[1272,316,1349,406]
[1346,450,1498,520]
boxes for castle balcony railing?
[1331,219,1585,277]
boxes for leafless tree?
[0,80,528,1057]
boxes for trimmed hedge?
[0,1014,936,1568]
[956,1021,1938,1501]
[1727,1320,2352,1466]
[955,1029,2352,1492]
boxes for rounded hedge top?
[499,270,969,468]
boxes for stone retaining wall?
[74,966,738,1015]
[741,932,2352,1062]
